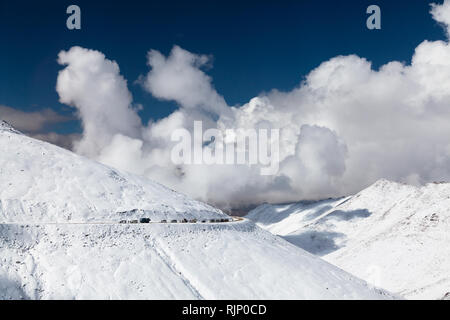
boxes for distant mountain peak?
[0,120,21,134]
[370,178,400,187]
[247,177,450,299]
[361,178,416,194]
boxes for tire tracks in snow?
[148,236,204,300]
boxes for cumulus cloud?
[142,46,230,118]
[57,46,143,157]
[279,125,348,199]
[431,0,450,37]
[56,1,450,209]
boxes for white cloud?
[142,46,230,118]
[56,46,143,157]
[55,0,450,209]
[431,0,450,37]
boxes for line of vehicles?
[119,217,235,224]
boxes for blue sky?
[0,0,445,134]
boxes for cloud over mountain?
[0,105,71,133]
[56,1,450,209]
[0,105,77,149]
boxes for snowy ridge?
[0,126,225,223]
[0,121,21,134]
[247,179,450,299]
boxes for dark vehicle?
[201,220,207,223]
[160,219,167,223]
[119,220,127,224]
[181,218,188,223]
[140,218,151,223]
[189,219,197,223]
[171,219,178,223]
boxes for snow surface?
[0,220,395,299]
[0,124,395,299]
[247,179,450,299]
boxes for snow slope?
[0,120,224,223]
[0,220,396,299]
[247,179,450,299]
[0,122,395,299]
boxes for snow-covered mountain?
[0,121,394,299]
[247,179,450,299]
[0,120,224,223]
